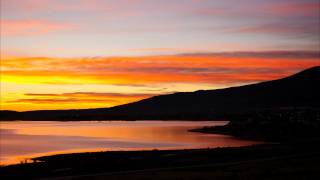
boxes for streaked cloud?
[267,2,320,17]
[8,98,112,103]
[2,51,319,86]
[24,92,156,98]
[1,19,76,36]
[232,23,319,37]
[179,51,320,59]
[8,92,155,104]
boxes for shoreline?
[1,139,320,179]
[2,107,320,179]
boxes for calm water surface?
[0,121,258,165]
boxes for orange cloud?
[1,52,319,111]
[1,19,76,36]
[4,92,155,111]
[9,92,153,104]
[2,52,320,86]
[24,92,155,99]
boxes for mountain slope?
[1,66,319,120]
[106,66,320,118]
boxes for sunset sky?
[1,0,319,111]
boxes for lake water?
[0,121,259,165]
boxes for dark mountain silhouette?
[1,66,319,120]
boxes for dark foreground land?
[1,139,320,180]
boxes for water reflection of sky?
[0,121,257,165]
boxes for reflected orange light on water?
[0,121,260,165]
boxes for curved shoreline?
[1,139,320,179]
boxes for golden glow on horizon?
[1,55,319,111]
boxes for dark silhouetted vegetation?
[191,108,320,141]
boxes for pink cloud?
[2,0,102,12]
[193,7,225,16]
[230,23,319,37]
[236,24,306,34]
[268,2,320,16]
[2,0,147,16]
[1,19,76,36]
